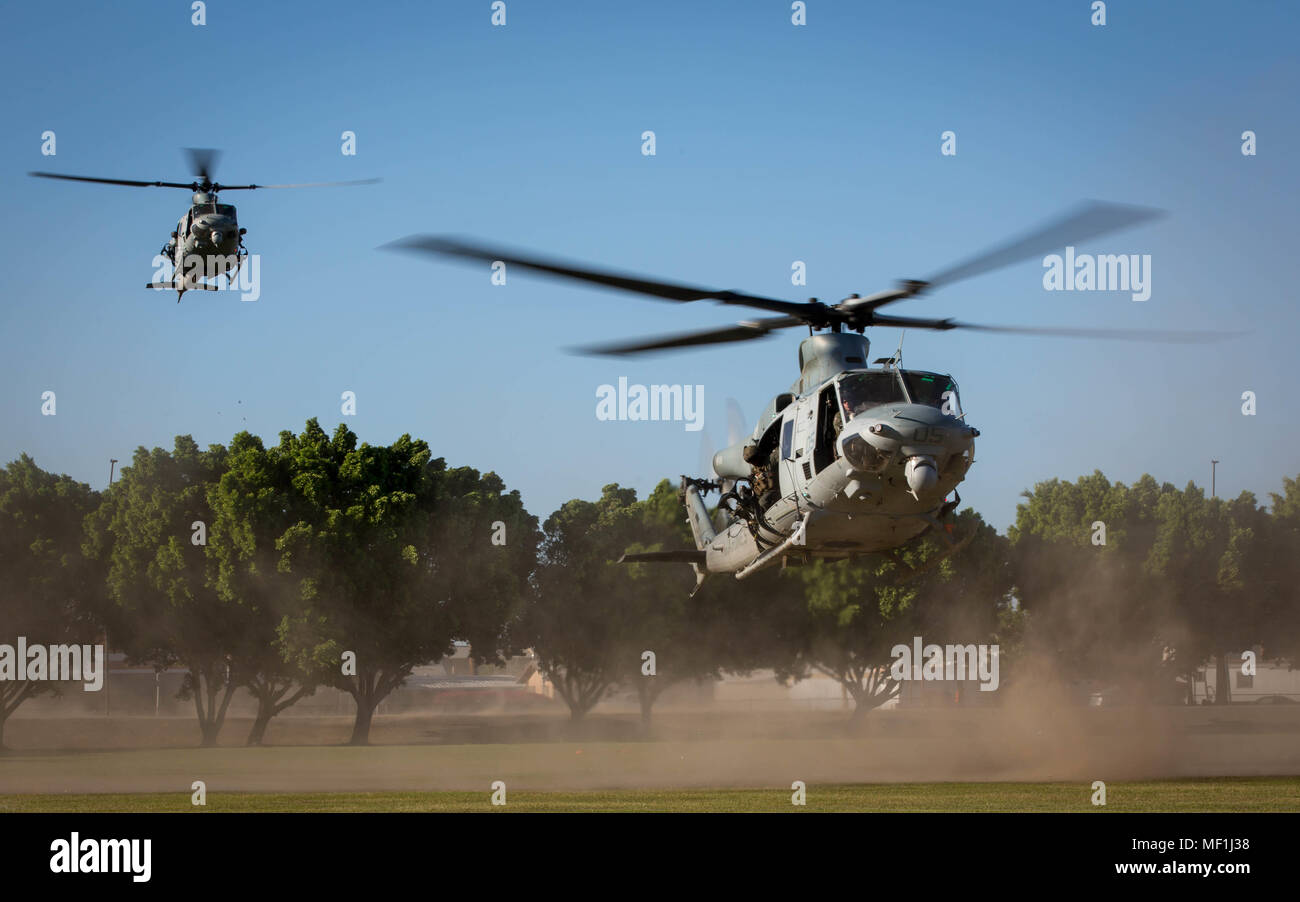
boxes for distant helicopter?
[30,148,378,301]
[388,202,1232,591]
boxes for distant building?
[1196,653,1300,704]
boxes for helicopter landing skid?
[146,280,222,302]
[227,251,248,282]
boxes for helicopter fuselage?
[162,192,247,283]
[681,333,978,580]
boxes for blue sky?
[2,0,1297,530]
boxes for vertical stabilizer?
[681,477,717,550]
[680,477,717,594]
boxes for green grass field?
[4,778,1298,812]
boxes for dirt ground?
[3,704,1299,795]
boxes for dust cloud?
[3,696,1298,795]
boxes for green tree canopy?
[263,420,537,745]
[0,455,102,748]
[83,436,242,745]
[1010,470,1277,704]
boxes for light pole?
[1210,459,1228,703]
[105,459,118,718]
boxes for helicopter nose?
[904,455,939,498]
[195,217,234,239]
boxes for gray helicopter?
[30,148,377,301]
[389,201,1229,591]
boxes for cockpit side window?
[813,385,839,473]
[836,372,906,420]
[901,371,961,414]
[780,416,795,460]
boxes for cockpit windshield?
[837,372,906,420]
[193,203,236,218]
[901,370,960,413]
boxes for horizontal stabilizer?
[618,550,706,564]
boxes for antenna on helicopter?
[873,330,906,368]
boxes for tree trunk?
[848,683,880,721]
[1215,652,1232,705]
[192,671,214,746]
[346,667,408,745]
[0,679,38,752]
[247,708,273,746]
[550,668,607,722]
[638,686,654,727]
[636,679,667,730]
[244,677,310,746]
[191,664,236,747]
[349,668,380,745]
[845,666,897,720]
[349,698,376,745]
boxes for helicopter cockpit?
[836,369,961,422]
[815,369,962,472]
[190,201,237,218]
[899,370,961,414]
[837,371,906,421]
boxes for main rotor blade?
[387,235,816,318]
[184,147,221,182]
[29,171,195,189]
[222,178,382,190]
[869,312,1236,343]
[949,322,1238,343]
[571,316,803,356]
[923,200,1165,292]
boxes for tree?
[0,456,102,750]
[529,485,640,721]
[780,509,1011,718]
[267,420,536,745]
[1010,471,1275,705]
[784,555,914,715]
[1009,472,1176,695]
[1263,476,1300,667]
[84,437,242,746]
[1145,484,1269,704]
[613,479,725,726]
[530,479,805,727]
[206,430,318,745]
